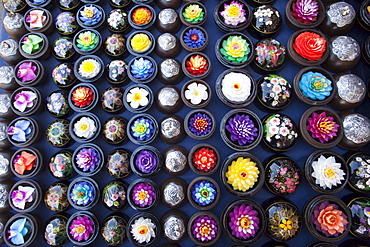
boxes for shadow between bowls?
[10,147,42,179]
[66,210,99,245]
[67,176,100,210]
[188,143,220,176]
[69,112,101,143]
[285,0,325,30]
[4,213,39,247]
[221,198,266,245]
[299,106,343,149]
[187,176,220,210]
[221,152,265,197]
[72,143,105,176]
[293,66,336,106]
[184,109,216,140]
[127,114,158,145]
[10,86,42,116]
[130,145,162,177]
[127,178,160,212]
[127,212,160,247]
[9,179,42,213]
[187,211,220,246]
[304,149,348,194]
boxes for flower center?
[240,216,250,229]
[193,118,209,132]
[191,34,198,41]
[14,191,25,200]
[84,9,94,18]
[324,168,337,178]
[75,224,86,234]
[138,225,148,235]
[232,42,240,51]
[200,188,209,198]
[79,123,88,131]
[201,156,208,163]
[240,172,246,178]
[318,119,336,133]
[233,83,240,89]
[227,6,240,17]
[81,61,95,73]
[200,224,211,236]
[311,76,328,91]
[77,190,86,198]
[134,123,147,134]
[133,93,142,102]
[138,191,148,200]
[325,214,337,224]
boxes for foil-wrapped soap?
[155,86,183,114]
[156,33,181,58]
[159,115,185,144]
[161,177,187,208]
[319,2,356,36]
[0,39,23,65]
[0,66,18,91]
[163,145,188,175]
[339,112,370,150]
[161,210,188,243]
[3,12,27,40]
[156,8,181,33]
[158,58,183,85]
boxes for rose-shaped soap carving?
[293,32,326,61]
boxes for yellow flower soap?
[226,157,259,191]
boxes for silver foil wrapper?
[337,74,365,103]
[332,36,360,61]
[0,39,18,57]
[328,2,355,28]
[165,150,186,173]
[158,8,177,24]
[164,216,185,241]
[0,66,14,85]
[161,117,181,139]
[0,94,11,114]
[343,114,370,144]
[158,33,176,51]
[159,87,179,106]
[0,156,8,177]
[161,58,180,78]
[163,181,185,206]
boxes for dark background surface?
[1,0,370,246]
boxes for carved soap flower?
[26,9,46,29]
[131,33,151,53]
[130,57,154,80]
[21,34,43,54]
[79,5,102,26]
[131,117,154,141]
[7,119,32,143]
[292,0,319,24]
[192,180,216,206]
[78,58,101,79]
[130,217,156,244]
[11,185,35,209]
[17,62,37,83]
[220,1,247,26]
[191,215,218,242]
[132,7,152,25]
[189,112,212,136]
[126,87,149,109]
[183,4,204,24]
[185,54,209,76]
[72,86,94,108]
[73,116,96,138]
[293,32,326,61]
[132,182,156,207]
[306,111,339,143]
[13,91,37,112]
[220,35,250,63]
[69,215,94,242]
[229,204,260,239]
[312,201,348,237]
[13,151,36,175]
[299,71,332,101]
[222,72,251,102]
[76,147,100,173]
[7,218,30,245]
[183,28,206,49]
[226,157,259,192]
[70,181,95,206]
[185,82,208,105]
[192,147,217,173]
[312,155,345,189]
[226,114,258,146]
[76,31,99,51]
[135,150,157,174]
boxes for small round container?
[48,150,75,180]
[214,0,251,32]
[106,9,129,33]
[156,8,181,33]
[7,116,40,148]
[72,143,104,176]
[264,155,301,196]
[127,114,158,145]
[0,65,18,92]
[128,4,156,30]
[188,143,220,176]
[159,115,185,144]
[155,85,183,114]
[161,177,187,208]
[123,84,154,113]
[158,58,184,85]
[262,113,298,152]
[162,145,188,176]
[156,33,181,59]
[24,8,53,34]
[188,176,220,210]
[0,93,16,119]
[181,79,211,109]
[161,209,188,243]
[104,33,126,57]
[285,0,325,30]
[249,5,282,38]
[14,59,44,87]
[127,56,158,84]
[221,152,265,197]
[105,60,128,84]
[127,178,160,211]
[220,109,263,151]
[0,180,15,212]
[106,149,131,179]
[338,112,370,150]
[318,2,356,36]
[68,83,98,112]
[76,4,105,29]
[57,0,81,10]
[73,28,102,55]
[346,152,370,193]
[3,12,28,40]
[215,32,254,69]
[304,150,348,194]
[26,0,53,8]
[0,39,23,65]
[252,38,286,74]
[127,30,155,56]
[102,180,128,211]
[44,182,70,212]
[256,74,292,111]
[4,213,38,247]
[3,0,27,13]
[184,109,216,140]
[102,116,127,145]
[67,177,100,210]
[9,179,42,213]
[130,145,162,177]
[321,36,361,73]
[55,12,79,36]
[0,121,11,150]
[0,150,15,179]
[127,212,160,247]
[216,68,256,108]
[10,147,42,179]
[187,211,220,246]
[293,66,335,106]
[363,36,370,66]
[182,52,211,79]
[66,211,99,245]
[347,197,370,240]
[303,195,351,242]
[52,37,76,61]
[180,2,207,26]
[10,86,42,116]
[19,32,51,60]
[299,106,343,149]
[46,90,71,118]
[180,25,208,52]
[43,214,69,246]
[74,55,104,83]
[358,0,370,32]
[69,112,101,143]
[101,215,128,246]
[0,213,12,244]
[287,29,328,67]
[52,62,76,88]
[222,198,266,244]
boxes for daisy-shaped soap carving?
[311,155,345,189]
[131,217,156,244]
[185,82,208,105]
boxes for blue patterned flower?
[131,117,154,141]
[183,28,206,49]
[70,181,95,206]
[299,71,332,101]
[130,57,154,80]
[79,5,102,26]
[192,180,216,206]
